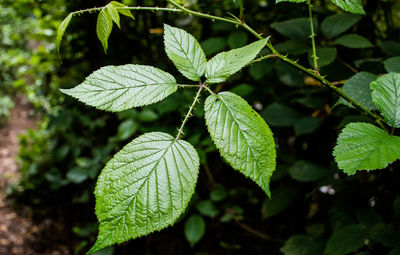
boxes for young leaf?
[281,235,325,255]
[61,65,177,112]
[106,4,120,29]
[184,214,206,246]
[338,72,378,110]
[275,0,306,3]
[334,34,373,49]
[204,92,276,197]
[271,18,318,41]
[324,225,366,255]
[56,13,73,54]
[164,24,207,81]
[384,56,400,73]
[333,122,400,174]
[321,14,362,39]
[370,72,400,127]
[97,8,113,53]
[330,0,365,15]
[205,38,269,84]
[88,132,200,254]
[110,1,135,20]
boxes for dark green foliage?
[5,0,400,254]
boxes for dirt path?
[0,96,37,255]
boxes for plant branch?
[178,84,200,88]
[175,85,203,140]
[71,6,181,16]
[307,0,318,71]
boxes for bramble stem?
[175,85,203,140]
[71,6,181,16]
[307,0,318,71]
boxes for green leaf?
[110,1,135,20]
[56,13,72,54]
[164,24,207,81]
[324,225,366,255]
[195,200,219,217]
[384,56,400,73]
[205,38,269,84]
[97,8,113,53]
[338,72,378,110]
[88,132,200,253]
[321,14,362,39]
[330,0,365,14]
[227,31,248,49]
[333,122,400,174]
[106,4,120,29]
[370,72,400,127]
[281,235,325,255]
[200,37,227,56]
[261,103,301,127]
[61,65,177,112]
[67,167,89,184]
[117,120,138,140]
[334,34,372,49]
[289,160,330,182]
[204,92,276,197]
[276,0,306,3]
[262,186,297,218]
[370,224,400,247]
[294,116,323,136]
[307,48,337,68]
[271,18,318,41]
[184,214,206,246]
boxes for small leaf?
[384,56,400,73]
[307,48,337,68]
[184,214,206,246]
[164,24,207,81]
[333,122,400,174]
[227,31,248,49]
[338,72,378,110]
[204,92,276,197]
[289,160,330,182]
[370,72,400,127]
[330,0,365,15]
[61,65,177,112]
[205,38,269,84]
[56,13,72,54]
[276,0,306,3]
[117,120,138,140]
[195,200,219,217]
[110,1,135,20]
[97,8,113,53]
[200,37,227,56]
[271,18,318,41]
[262,186,297,218]
[324,225,366,255]
[334,34,372,49]
[88,132,200,253]
[294,116,323,136]
[261,103,301,127]
[106,4,120,29]
[321,14,362,39]
[281,235,325,255]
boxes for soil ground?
[0,96,69,255]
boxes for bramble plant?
[57,0,400,253]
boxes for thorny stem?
[175,84,203,140]
[307,0,318,71]
[68,0,387,129]
[71,6,181,16]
